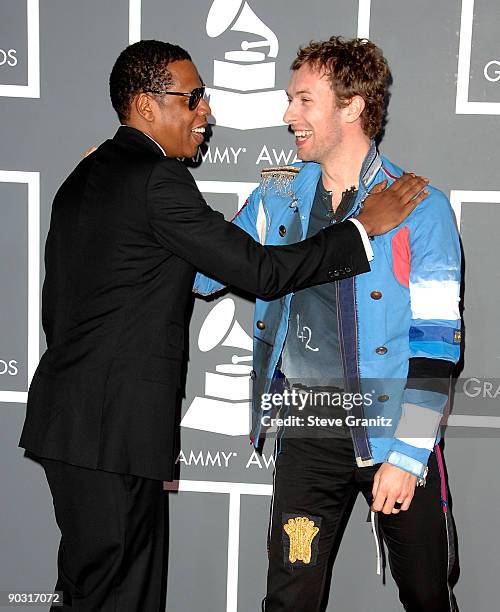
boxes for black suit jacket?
[19,126,369,480]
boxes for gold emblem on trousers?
[283,517,319,564]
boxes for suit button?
[370,290,382,300]
[375,346,388,355]
[345,266,352,273]
[279,225,287,237]
[256,320,266,330]
[328,269,340,279]
[378,394,390,402]
[250,369,257,380]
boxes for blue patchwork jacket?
[194,144,461,478]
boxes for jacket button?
[375,346,388,355]
[371,290,382,300]
[345,266,352,273]
[279,225,287,237]
[250,369,257,380]
[256,320,266,330]
[378,394,390,402]
[328,269,340,279]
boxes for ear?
[134,92,156,123]
[344,95,365,125]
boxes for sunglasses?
[148,86,206,111]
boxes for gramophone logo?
[205,0,287,129]
[181,298,254,436]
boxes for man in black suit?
[19,41,427,611]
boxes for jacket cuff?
[386,449,428,479]
[192,271,226,296]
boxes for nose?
[283,99,294,125]
[198,96,211,117]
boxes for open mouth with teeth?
[294,129,313,144]
[191,126,206,143]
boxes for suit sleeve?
[385,190,462,478]
[193,184,262,296]
[146,159,370,299]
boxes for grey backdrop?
[1,1,499,611]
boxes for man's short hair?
[109,40,192,122]
[291,36,391,139]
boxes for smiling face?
[283,63,345,166]
[150,59,210,158]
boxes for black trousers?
[263,435,459,612]
[40,457,168,611]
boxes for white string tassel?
[370,510,382,576]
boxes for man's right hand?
[356,173,429,236]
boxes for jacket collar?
[359,141,382,194]
[112,125,166,157]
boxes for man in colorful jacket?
[194,37,461,611]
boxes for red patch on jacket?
[392,226,411,287]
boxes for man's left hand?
[371,463,417,515]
